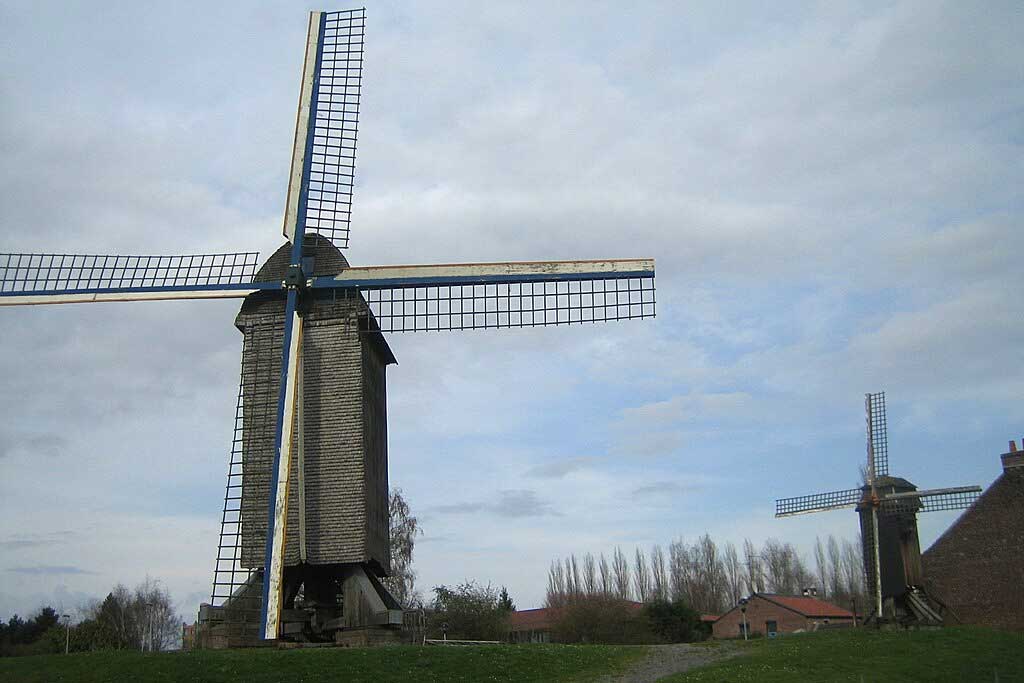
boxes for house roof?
[509,608,558,631]
[757,593,854,618]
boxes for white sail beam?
[315,258,655,288]
[282,11,323,243]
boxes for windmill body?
[776,393,981,625]
[856,477,923,603]
[0,9,657,643]
[236,237,393,575]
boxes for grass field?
[3,627,1022,682]
[667,627,1024,682]
[0,642,643,683]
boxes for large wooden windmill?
[0,9,656,643]
[775,392,981,625]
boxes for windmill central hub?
[283,264,309,291]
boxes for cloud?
[0,433,69,460]
[6,566,96,576]
[525,456,600,479]
[0,531,75,551]
[631,482,701,499]
[622,392,754,426]
[432,490,560,519]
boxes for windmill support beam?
[0,284,268,306]
[315,258,655,289]
[261,305,303,640]
[883,486,981,501]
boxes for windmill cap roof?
[861,475,916,491]
[254,233,350,282]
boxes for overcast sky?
[1,0,1021,621]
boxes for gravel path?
[591,643,742,683]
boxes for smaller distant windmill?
[775,392,981,625]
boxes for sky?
[0,0,1021,621]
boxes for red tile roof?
[509,608,557,630]
[759,594,854,618]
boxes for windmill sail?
[775,487,863,517]
[878,486,982,515]
[313,259,656,332]
[0,251,270,305]
[866,391,889,479]
[283,9,365,250]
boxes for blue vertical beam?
[259,10,327,640]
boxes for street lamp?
[738,598,749,641]
[61,614,71,654]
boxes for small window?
[766,620,777,636]
[738,623,748,637]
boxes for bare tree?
[383,488,422,608]
[841,538,865,603]
[546,560,567,608]
[694,534,726,614]
[565,555,580,598]
[582,553,598,595]
[827,535,844,600]
[669,539,689,604]
[612,547,631,600]
[650,544,669,601]
[743,538,765,593]
[86,578,179,651]
[598,553,612,595]
[814,537,828,598]
[132,578,179,651]
[633,547,650,603]
[763,538,805,595]
[723,542,745,606]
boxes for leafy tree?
[498,586,515,612]
[0,607,64,656]
[429,581,508,640]
[383,488,423,608]
[644,598,703,643]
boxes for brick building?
[508,608,558,643]
[921,441,1024,631]
[712,593,855,639]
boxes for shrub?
[552,595,657,644]
[428,581,509,641]
[643,599,705,643]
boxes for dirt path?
[592,642,742,683]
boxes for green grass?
[0,643,645,683]
[665,627,1024,682]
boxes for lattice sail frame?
[775,488,862,517]
[283,9,365,250]
[305,10,364,248]
[866,391,889,480]
[356,277,655,332]
[0,252,260,295]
